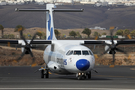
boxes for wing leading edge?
[84,40,135,45]
[0,40,52,44]
[1,40,135,45]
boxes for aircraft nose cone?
[76,59,90,71]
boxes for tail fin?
[46,4,84,40]
[15,4,83,40]
[46,4,57,40]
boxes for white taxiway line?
[0,88,134,90]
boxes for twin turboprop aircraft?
[1,4,135,80]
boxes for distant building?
[90,26,106,30]
[0,1,7,5]
[1,0,135,5]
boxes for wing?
[0,40,18,44]
[83,40,135,45]
[1,39,135,45]
[0,40,51,45]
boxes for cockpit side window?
[74,51,81,55]
[82,50,89,55]
[66,50,73,55]
[89,50,93,55]
[66,50,70,55]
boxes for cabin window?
[66,50,73,55]
[74,51,81,55]
[89,50,93,55]
[82,51,89,55]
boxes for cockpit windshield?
[89,50,93,55]
[82,51,89,55]
[74,51,81,55]
[66,50,73,55]
[66,50,93,56]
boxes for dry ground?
[0,46,45,66]
[0,28,135,66]
[0,45,135,66]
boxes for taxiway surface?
[0,66,135,90]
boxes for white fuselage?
[43,40,95,74]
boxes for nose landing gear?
[41,66,49,79]
[77,73,86,80]
[76,71,91,80]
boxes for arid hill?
[1,4,135,29]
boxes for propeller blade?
[30,33,37,44]
[102,47,110,55]
[115,48,127,54]
[27,49,35,64]
[112,50,115,65]
[110,30,114,45]
[17,49,26,61]
[27,49,34,57]
[20,30,23,36]
[17,45,26,48]
[103,43,111,47]
[20,31,28,45]
[115,43,119,47]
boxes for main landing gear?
[76,71,91,80]
[41,68,49,79]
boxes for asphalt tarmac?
[0,66,135,90]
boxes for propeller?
[100,27,130,67]
[16,30,38,66]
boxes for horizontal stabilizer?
[53,9,84,12]
[15,8,84,12]
[15,8,49,12]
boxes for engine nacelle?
[21,48,31,54]
[104,40,117,54]
[105,45,116,54]
[18,40,32,54]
